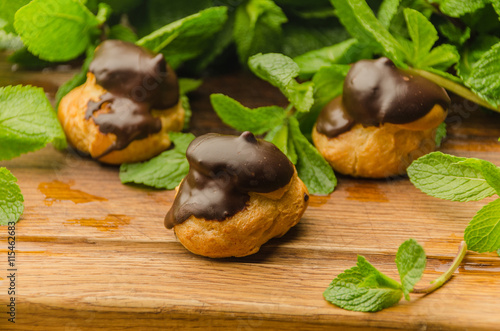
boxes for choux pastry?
[165,131,309,258]
[312,57,450,178]
[58,40,184,165]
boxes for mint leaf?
[395,239,426,300]
[179,78,202,95]
[466,41,500,108]
[403,8,437,64]
[407,152,497,202]
[0,0,30,34]
[120,132,195,189]
[435,122,446,148]
[264,119,297,164]
[136,7,228,68]
[456,158,500,195]
[418,44,459,71]
[458,35,500,82]
[248,53,314,112]
[323,255,403,312]
[0,85,67,160]
[378,0,401,29]
[464,199,500,253]
[439,22,471,46]
[0,168,24,225]
[434,0,487,17]
[233,0,287,64]
[56,46,95,108]
[289,117,336,194]
[210,93,286,135]
[293,38,365,78]
[108,24,138,43]
[14,0,100,62]
[330,0,406,65]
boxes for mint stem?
[412,241,467,294]
[406,67,497,112]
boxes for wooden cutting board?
[1,55,500,330]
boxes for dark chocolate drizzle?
[164,131,295,229]
[316,57,450,138]
[85,40,179,157]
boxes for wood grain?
[1,53,500,330]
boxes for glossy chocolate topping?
[316,57,450,138]
[164,131,295,229]
[315,96,355,137]
[85,40,179,157]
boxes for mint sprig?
[0,85,67,160]
[14,0,101,62]
[0,168,24,225]
[248,53,314,112]
[119,132,195,189]
[325,239,466,312]
[409,151,500,254]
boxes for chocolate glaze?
[85,40,179,157]
[316,96,355,137]
[316,57,450,138]
[164,131,295,229]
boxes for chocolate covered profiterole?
[58,40,184,164]
[165,131,309,258]
[312,57,450,178]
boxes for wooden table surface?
[1,53,500,330]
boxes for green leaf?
[55,46,95,108]
[7,47,53,69]
[403,8,437,64]
[14,0,100,62]
[248,53,314,112]
[378,0,401,29]
[0,85,67,160]
[108,24,138,43]
[456,158,500,195]
[0,0,31,34]
[329,0,406,65]
[210,93,286,135]
[0,168,24,225]
[323,255,403,312]
[179,78,202,95]
[233,0,288,65]
[466,41,500,108]
[289,117,336,194]
[136,7,228,68]
[395,239,426,300]
[417,44,459,71]
[497,248,500,257]
[293,38,363,78]
[407,152,497,202]
[264,119,297,164]
[439,22,471,46]
[119,132,195,189]
[458,35,500,82]
[434,0,487,17]
[464,199,500,253]
[435,122,446,148]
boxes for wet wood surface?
[1,52,500,330]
